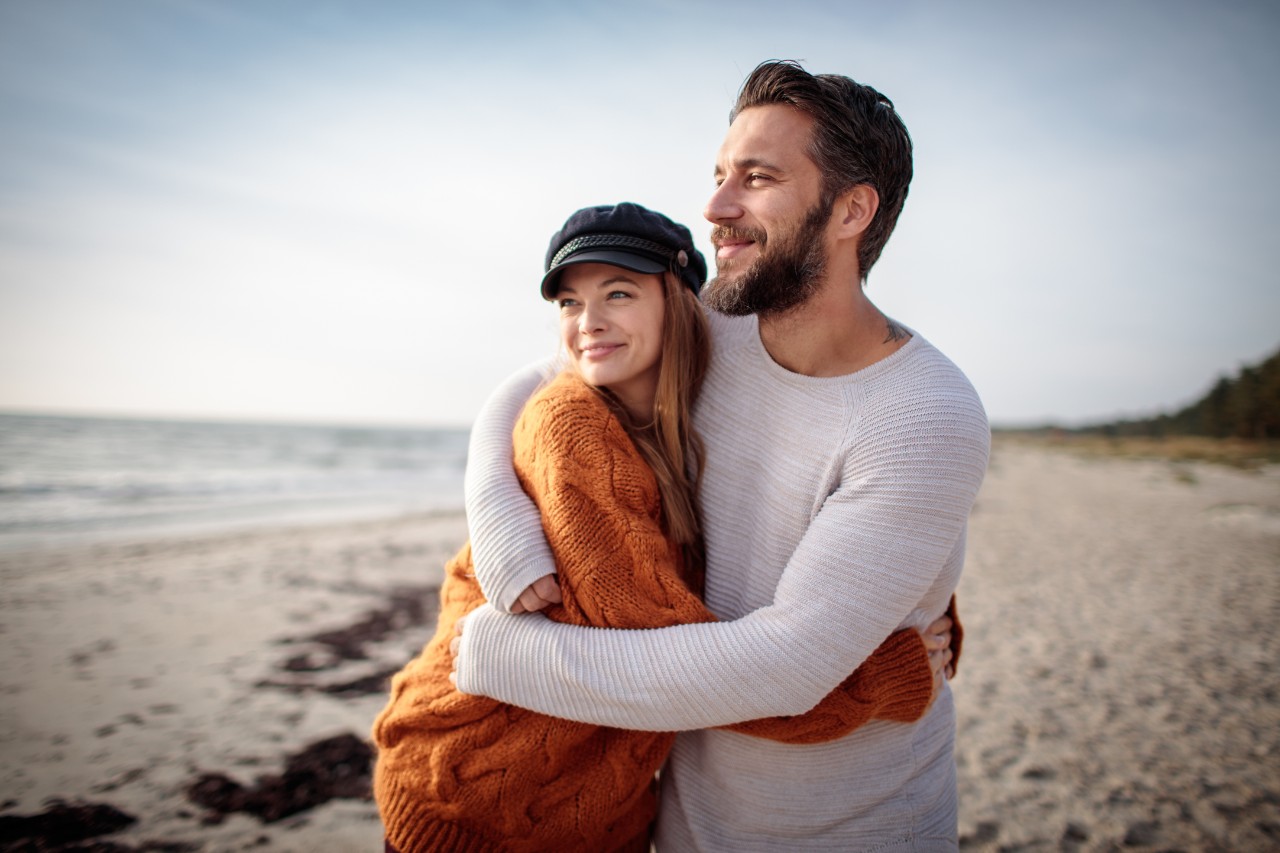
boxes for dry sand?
[1,439,1277,851]
[954,440,1280,851]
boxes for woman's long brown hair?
[590,271,710,592]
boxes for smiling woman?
[554,264,666,420]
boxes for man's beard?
[702,200,831,317]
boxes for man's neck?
[757,277,910,378]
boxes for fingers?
[512,574,562,614]
[928,646,954,676]
[926,614,953,633]
[924,615,952,643]
[514,587,540,613]
[927,636,955,704]
[921,613,953,652]
[531,574,563,604]
[921,628,952,652]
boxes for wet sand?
[1,440,1277,850]
[0,511,468,851]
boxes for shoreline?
[0,500,467,559]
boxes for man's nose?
[704,180,742,224]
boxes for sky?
[1,0,1277,429]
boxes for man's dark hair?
[731,60,913,282]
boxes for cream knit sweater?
[458,312,990,851]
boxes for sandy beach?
[1,511,469,851]
[953,440,1280,850]
[1,439,1277,851]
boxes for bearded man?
[453,60,990,851]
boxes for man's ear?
[832,184,879,240]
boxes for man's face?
[702,105,833,317]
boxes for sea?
[0,412,470,553]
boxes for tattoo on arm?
[884,318,911,344]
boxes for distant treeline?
[1077,346,1280,439]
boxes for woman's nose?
[579,301,606,333]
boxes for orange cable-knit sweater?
[372,372,948,853]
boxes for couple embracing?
[373,60,989,853]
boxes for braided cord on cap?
[550,233,680,268]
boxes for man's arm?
[459,372,952,745]
[455,396,989,731]
[463,358,559,612]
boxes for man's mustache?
[710,226,767,248]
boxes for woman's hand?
[511,573,562,613]
[921,613,955,703]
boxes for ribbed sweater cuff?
[862,628,935,723]
[377,774,501,853]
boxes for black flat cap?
[541,202,706,299]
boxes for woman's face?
[556,262,666,420]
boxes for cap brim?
[540,250,668,300]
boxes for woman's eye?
[557,298,578,309]
[607,290,632,300]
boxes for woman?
[372,203,953,852]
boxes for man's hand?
[921,613,955,703]
[511,573,562,613]
[447,578,562,691]
[448,613,468,689]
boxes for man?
[455,61,989,850]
